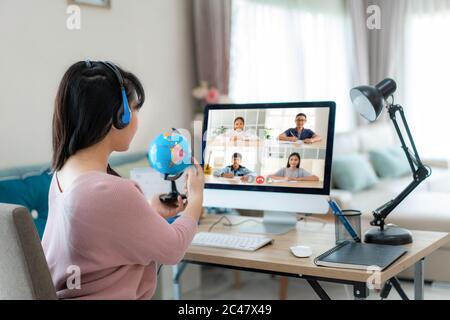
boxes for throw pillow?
[332,154,379,192]
[369,147,410,178]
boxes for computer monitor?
[201,101,336,234]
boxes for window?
[229,0,354,132]
[403,1,450,159]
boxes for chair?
[0,203,57,300]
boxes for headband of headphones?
[85,60,131,128]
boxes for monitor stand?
[239,211,297,235]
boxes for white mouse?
[290,245,312,258]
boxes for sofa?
[331,123,450,282]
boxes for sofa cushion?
[425,167,450,193]
[333,131,360,157]
[0,168,52,239]
[357,123,397,153]
[369,147,410,178]
[332,154,379,192]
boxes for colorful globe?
[148,131,191,176]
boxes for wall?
[0,0,196,169]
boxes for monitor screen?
[202,102,335,195]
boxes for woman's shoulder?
[66,171,143,201]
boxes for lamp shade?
[350,78,397,122]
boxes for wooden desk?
[173,214,450,300]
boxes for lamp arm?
[370,104,430,230]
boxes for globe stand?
[159,173,187,207]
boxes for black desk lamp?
[350,78,431,245]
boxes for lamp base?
[364,225,413,245]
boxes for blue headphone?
[85,60,131,129]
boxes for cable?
[208,215,261,232]
[298,214,327,230]
[425,164,432,177]
[157,263,163,276]
[208,214,308,233]
[222,219,262,227]
[208,215,230,232]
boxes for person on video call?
[278,113,321,144]
[268,152,319,182]
[226,116,257,142]
[42,60,204,300]
[213,152,256,182]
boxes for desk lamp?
[350,78,431,245]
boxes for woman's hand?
[185,158,205,203]
[303,138,313,144]
[150,195,186,219]
[179,158,205,221]
[289,137,298,142]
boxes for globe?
[148,131,192,176]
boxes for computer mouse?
[290,245,312,258]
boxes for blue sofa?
[0,152,147,238]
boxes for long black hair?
[51,61,145,174]
[286,152,301,168]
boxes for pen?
[289,129,299,140]
[328,199,361,243]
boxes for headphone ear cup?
[113,88,132,129]
[113,102,126,129]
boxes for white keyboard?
[191,232,273,251]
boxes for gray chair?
[0,203,57,299]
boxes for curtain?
[346,0,407,123]
[193,0,232,94]
[229,0,355,132]
[346,0,406,84]
[345,0,369,86]
[402,0,450,159]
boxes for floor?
[183,266,450,300]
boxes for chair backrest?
[0,203,57,300]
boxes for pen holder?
[335,209,362,244]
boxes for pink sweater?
[42,171,197,300]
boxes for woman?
[268,152,319,181]
[278,113,321,144]
[42,61,204,300]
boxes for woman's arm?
[268,175,287,180]
[94,160,204,266]
[268,168,285,180]
[288,175,320,182]
[149,195,186,219]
